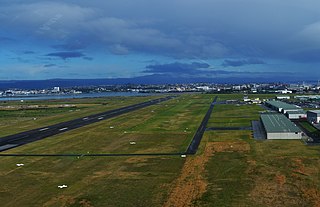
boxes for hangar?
[285,110,306,120]
[265,100,302,114]
[307,110,320,124]
[261,113,302,139]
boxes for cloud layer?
[1,1,320,80]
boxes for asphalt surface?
[0,96,176,152]
[252,120,266,140]
[186,96,218,154]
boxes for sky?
[1,0,320,82]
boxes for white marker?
[59,127,68,131]
[39,128,49,131]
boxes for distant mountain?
[0,74,310,90]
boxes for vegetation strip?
[0,153,183,157]
[186,96,218,154]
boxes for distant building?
[276,96,290,100]
[261,113,302,139]
[243,96,250,102]
[52,87,60,93]
[276,89,293,94]
[286,110,306,120]
[307,110,320,124]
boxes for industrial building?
[260,113,302,139]
[285,110,306,120]
[307,110,320,124]
[276,96,290,100]
[265,100,302,114]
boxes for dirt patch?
[43,195,76,207]
[209,141,250,153]
[163,143,213,207]
[91,171,112,179]
[125,157,149,164]
[275,174,286,188]
[79,199,94,207]
[303,188,320,207]
[249,176,305,206]
[163,141,250,207]
[44,196,94,207]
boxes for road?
[0,96,176,152]
[186,96,218,154]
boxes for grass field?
[208,104,261,127]
[0,93,319,207]
[0,96,161,137]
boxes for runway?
[0,96,176,152]
[186,96,217,154]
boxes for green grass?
[0,96,161,137]
[0,156,185,207]
[299,121,320,137]
[0,93,319,207]
[196,94,320,206]
[2,94,212,154]
[208,104,261,127]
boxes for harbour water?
[0,92,155,101]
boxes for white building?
[276,96,290,100]
[52,87,60,93]
[286,111,306,120]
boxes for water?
[0,92,155,101]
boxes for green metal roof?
[266,100,301,110]
[261,113,301,133]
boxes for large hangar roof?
[261,113,301,133]
[266,100,301,110]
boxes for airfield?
[0,94,319,206]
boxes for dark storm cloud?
[52,42,87,51]
[2,1,320,79]
[3,1,320,61]
[144,62,210,75]
[44,64,56,67]
[289,49,320,63]
[23,50,35,54]
[0,36,14,42]
[83,57,93,61]
[222,59,266,67]
[45,51,85,60]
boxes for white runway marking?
[39,128,49,131]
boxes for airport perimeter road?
[0,96,176,152]
[186,96,218,154]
